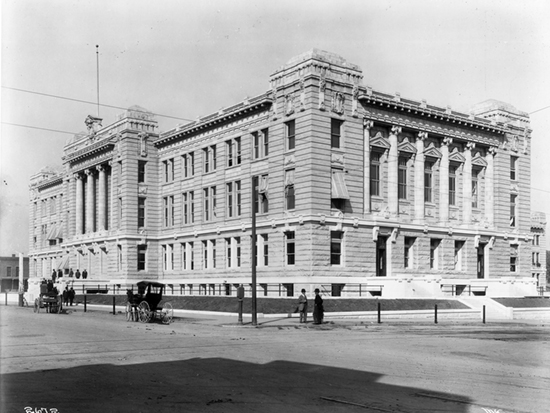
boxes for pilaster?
[414,131,427,221]
[388,125,401,216]
[439,137,452,223]
[363,119,374,215]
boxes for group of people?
[62,286,75,306]
[297,288,324,324]
[51,268,88,280]
[67,268,88,279]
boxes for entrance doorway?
[477,243,485,279]
[376,236,387,277]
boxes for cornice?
[34,176,63,191]
[359,91,509,136]
[156,93,273,147]
[64,140,115,164]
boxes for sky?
[1,0,549,255]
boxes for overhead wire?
[1,85,194,122]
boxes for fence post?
[5,292,7,306]
[482,305,486,324]
[112,296,116,315]
[377,302,381,324]
[434,305,438,324]
[84,295,87,312]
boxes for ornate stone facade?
[28,50,540,299]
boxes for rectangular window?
[163,196,174,227]
[454,240,465,271]
[202,240,216,269]
[182,152,195,178]
[472,169,480,208]
[449,165,457,206]
[370,153,381,196]
[226,237,241,268]
[163,158,174,183]
[163,244,174,271]
[203,145,217,173]
[252,128,269,160]
[331,118,343,148]
[226,181,242,218]
[510,245,518,272]
[398,157,408,200]
[6,267,12,277]
[257,234,268,267]
[424,162,433,203]
[138,197,146,228]
[226,137,241,167]
[430,239,441,269]
[138,160,146,183]
[286,120,295,151]
[203,186,216,221]
[330,231,343,265]
[117,245,123,271]
[285,169,295,210]
[404,237,415,268]
[182,242,194,270]
[253,175,269,214]
[533,234,540,246]
[286,231,296,265]
[183,191,195,224]
[510,194,517,227]
[510,156,518,181]
[137,244,147,271]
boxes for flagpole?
[96,45,100,117]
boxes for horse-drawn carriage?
[34,283,62,314]
[126,281,173,324]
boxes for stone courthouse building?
[28,50,542,298]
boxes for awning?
[56,254,70,270]
[46,225,57,240]
[53,224,64,239]
[331,170,350,200]
[258,175,269,195]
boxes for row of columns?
[75,165,108,234]
[363,120,496,224]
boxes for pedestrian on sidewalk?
[298,289,308,323]
[69,287,75,306]
[313,288,324,324]
[62,287,69,306]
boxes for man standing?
[298,289,308,323]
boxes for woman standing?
[313,288,324,324]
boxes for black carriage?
[126,281,173,324]
[34,283,62,314]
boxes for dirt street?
[1,305,549,413]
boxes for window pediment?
[424,143,442,159]
[398,138,417,154]
[370,131,390,150]
[472,154,488,167]
[449,148,466,163]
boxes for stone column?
[75,174,84,235]
[462,142,475,223]
[85,169,95,233]
[388,125,401,216]
[485,147,497,226]
[363,119,374,215]
[414,132,427,221]
[439,137,452,223]
[97,165,106,231]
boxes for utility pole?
[251,176,257,326]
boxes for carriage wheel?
[161,302,174,324]
[34,298,40,313]
[138,301,152,323]
[125,303,133,322]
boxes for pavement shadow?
[2,358,472,413]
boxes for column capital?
[417,131,428,141]
[85,168,95,176]
[96,165,106,173]
[390,125,402,135]
[465,142,476,151]
[442,137,453,146]
[488,146,498,156]
[363,118,374,129]
[74,173,84,180]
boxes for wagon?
[34,285,62,314]
[126,281,173,324]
